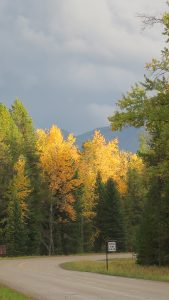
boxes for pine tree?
[0,103,22,245]
[137,177,161,265]
[11,99,42,254]
[103,178,126,251]
[94,172,106,251]
[6,156,31,256]
[0,103,22,160]
[124,168,146,252]
[0,139,11,244]
[7,196,27,256]
[61,182,84,254]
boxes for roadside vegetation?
[63,258,169,282]
[0,284,34,300]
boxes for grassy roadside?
[62,258,169,282]
[0,284,35,300]
[0,256,42,261]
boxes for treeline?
[0,100,41,255]
[109,7,169,266]
[0,100,144,256]
[1,5,169,267]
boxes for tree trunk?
[49,201,54,256]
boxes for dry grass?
[63,258,169,282]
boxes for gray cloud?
[0,0,167,134]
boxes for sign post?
[106,240,116,271]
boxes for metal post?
[106,242,108,271]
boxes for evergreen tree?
[0,103,22,245]
[109,7,169,264]
[11,99,42,254]
[62,183,85,254]
[7,196,27,256]
[136,177,161,265]
[103,178,126,251]
[124,168,146,252]
[0,139,11,244]
[94,175,126,252]
[136,107,169,265]
[0,103,22,160]
[6,155,31,256]
[94,172,106,251]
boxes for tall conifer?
[103,178,126,251]
[11,99,42,254]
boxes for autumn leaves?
[36,125,142,222]
[37,126,81,221]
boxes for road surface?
[0,254,168,300]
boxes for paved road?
[0,254,169,300]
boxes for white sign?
[108,241,116,252]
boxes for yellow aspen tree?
[128,153,144,173]
[7,155,31,255]
[37,125,80,220]
[10,155,31,220]
[36,125,81,255]
[79,130,142,217]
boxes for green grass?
[63,258,169,282]
[0,256,40,261]
[0,284,35,300]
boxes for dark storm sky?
[0,0,166,134]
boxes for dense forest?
[0,99,143,256]
[109,6,169,265]
[0,5,169,267]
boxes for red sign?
[0,245,6,256]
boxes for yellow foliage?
[37,125,81,220]
[37,126,144,220]
[12,155,31,218]
[128,153,144,173]
[79,130,143,217]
